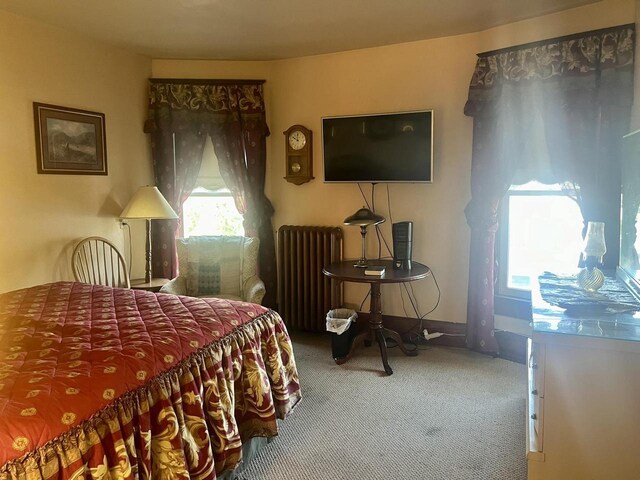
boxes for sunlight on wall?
[0,10,152,292]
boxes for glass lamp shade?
[583,221,606,259]
[343,207,385,226]
[343,207,385,268]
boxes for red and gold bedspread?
[0,282,301,479]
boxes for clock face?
[288,130,307,151]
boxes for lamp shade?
[583,221,606,257]
[120,186,178,220]
[343,207,385,226]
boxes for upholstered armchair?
[160,236,266,305]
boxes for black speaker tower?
[392,221,413,270]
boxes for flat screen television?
[322,110,433,183]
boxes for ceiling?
[0,0,600,60]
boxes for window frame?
[180,186,243,238]
[497,183,580,301]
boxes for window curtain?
[463,24,635,353]
[145,79,277,308]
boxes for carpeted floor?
[242,333,527,480]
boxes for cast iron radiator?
[277,225,343,331]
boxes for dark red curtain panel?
[145,80,277,307]
[463,24,635,354]
[209,95,276,309]
[147,128,206,280]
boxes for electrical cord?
[359,288,371,311]
[387,184,393,225]
[372,183,393,256]
[357,183,372,210]
[392,265,445,349]
[123,221,132,277]
[403,282,421,318]
[355,182,444,348]
[359,182,393,258]
[399,284,410,318]
[372,184,383,259]
[356,183,374,309]
[419,271,441,318]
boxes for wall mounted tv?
[322,110,433,183]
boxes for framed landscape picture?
[33,102,107,175]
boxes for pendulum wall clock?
[283,124,314,185]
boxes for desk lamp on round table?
[343,207,385,268]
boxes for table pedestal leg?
[382,327,419,357]
[375,329,393,375]
[369,283,393,375]
[333,282,417,375]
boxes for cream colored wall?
[0,10,153,293]
[152,0,633,323]
[267,36,477,323]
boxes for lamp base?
[577,266,605,292]
[354,226,369,268]
[145,218,152,283]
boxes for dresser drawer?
[527,339,545,455]
[528,340,545,398]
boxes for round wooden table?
[322,259,431,375]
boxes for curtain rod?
[150,78,266,85]
[477,23,635,58]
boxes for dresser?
[527,281,640,480]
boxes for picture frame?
[33,102,107,175]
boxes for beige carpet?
[242,333,527,480]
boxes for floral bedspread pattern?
[0,282,300,479]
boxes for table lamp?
[120,186,178,283]
[344,207,385,268]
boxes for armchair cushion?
[186,262,222,297]
[160,276,186,296]
[161,235,263,303]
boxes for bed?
[0,282,301,479]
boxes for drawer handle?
[531,413,537,420]
[531,389,538,396]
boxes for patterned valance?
[145,80,268,134]
[462,24,635,354]
[145,79,277,307]
[465,24,635,116]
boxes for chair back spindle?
[72,237,131,288]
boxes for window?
[498,181,583,298]
[181,138,244,238]
[182,187,244,237]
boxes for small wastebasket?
[326,308,357,360]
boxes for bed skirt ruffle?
[0,310,301,480]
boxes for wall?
[0,10,153,293]
[152,0,634,323]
